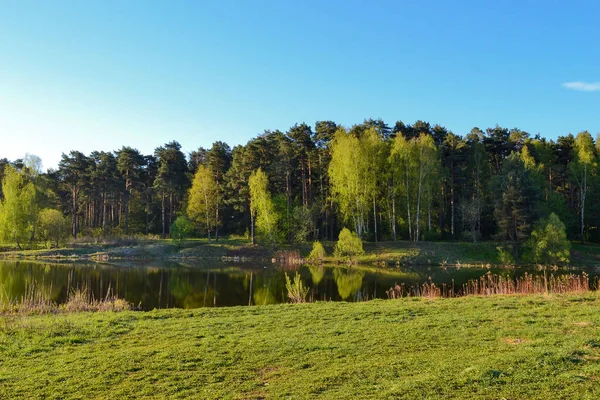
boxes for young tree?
[390,133,438,241]
[38,208,69,248]
[249,168,278,244]
[328,127,378,238]
[187,165,218,241]
[526,213,570,265]
[334,227,365,259]
[0,166,38,249]
[570,131,596,243]
[170,216,192,247]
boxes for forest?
[0,119,599,261]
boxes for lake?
[1,261,598,310]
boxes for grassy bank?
[2,294,600,399]
[1,238,599,267]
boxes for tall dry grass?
[0,281,132,314]
[386,272,598,299]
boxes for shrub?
[307,241,326,261]
[38,208,69,248]
[526,212,570,265]
[334,228,365,259]
[497,246,515,266]
[285,272,309,303]
[170,216,193,247]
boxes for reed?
[0,281,131,314]
[386,272,598,299]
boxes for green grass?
[2,294,600,398]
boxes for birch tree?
[570,131,596,243]
[0,166,38,249]
[328,127,369,237]
[187,165,218,241]
[249,168,278,244]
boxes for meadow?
[2,293,600,399]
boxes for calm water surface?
[1,261,598,310]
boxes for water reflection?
[333,269,364,300]
[0,261,598,310]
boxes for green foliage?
[170,216,192,247]
[334,228,365,259]
[0,166,38,249]
[390,133,439,242]
[284,271,309,303]
[492,152,541,260]
[38,209,69,248]
[249,168,278,244]
[187,165,218,241]
[291,205,314,243]
[526,213,570,265]
[497,246,515,266]
[328,127,383,237]
[333,269,364,299]
[307,241,326,261]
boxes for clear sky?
[1,0,599,171]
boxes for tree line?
[1,119,599,259]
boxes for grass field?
[2,294,600,399]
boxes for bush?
[285,272,309,303]
[307,241,326,261]
[526,213,570,265]
[334,228,365,259]
[38,208,70,248]
[170,216,193,247]
[497,246,515,266]
[423,229,442,242]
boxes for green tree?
[570,131,596,243]
[492,152,541,260]
[170,216,192,247]
[38,208,69,248]
[390,133,438,241]
[0,166,38,249]
[328,127,377,238]
[116,146,144,234]
[526,213,570,265]
[307,241,326,261]
[187,165,218,241]
[334,227,365,259]
[249,168,278,244]
[57,151,89,237]
[154,141,189,237]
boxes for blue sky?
[1,0,599,170]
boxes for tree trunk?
[416,160,423,242]
[406,165,412,241]
[392,184,397,241]
[373,196,377,243]
[450,167,455,239]
[286,171,291,244]
[169,193,174,234]
[125,191,130,234]
[581,166,586,244]
[215,205,219,242]
[102,192,107,234]
[72,188,77,238]
[161,192,166,238]
[251,211,255,245]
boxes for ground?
[1,238,599,267]
[2,294,600,399]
